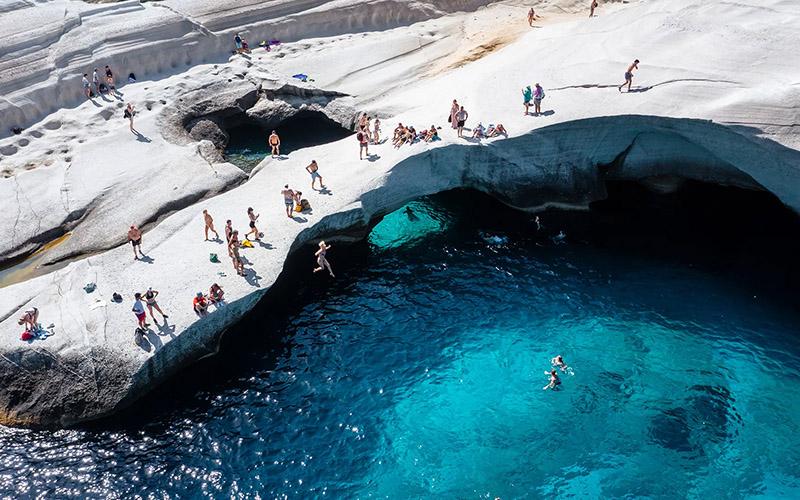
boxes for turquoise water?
[1,187,799,498]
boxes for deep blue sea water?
[1,187,799,498]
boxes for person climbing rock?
[234,33,243,53]
[306,160,324,190]
[619,59,640,92]
[141,288,168,322]
[268,130,281,157]
[313,240,335,277]
[203,209,220,241]
[128,225,144,260]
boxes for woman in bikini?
[245,207,261,240]
[141,288,168,322]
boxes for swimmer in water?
[551,355,569,373]
[543,369,561,391]
[404,206,418,221]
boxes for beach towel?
[292,74,309,82]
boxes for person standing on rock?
[358,128,369,160]
[268,130,281,157]
[528,8,536,26]
[282,185,296,218]
[456,106,469,138]
[533,83,545,115]
[18,307,39,331]
[619,59,639,92]
[229,230,245,276]
[141,287,168,322]
[523,86,533,115]
[203,209,220,241]
[306,160,324,190]
[128,225,144,260]
[124,103,136,133]
[92,68,101,95]
[132,293,149,330]
[245,207,261,240]
[313,240,335,277]
[449,99,459,129]
[105,65,115,91]
[82,73,92,99]
[225,219,233,245]
[590,0,599,17]
[373,118,381,144]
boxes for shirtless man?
[281,185,296,218]
[619,59,640,92]
[590,0,599,17]
[128,225,144,260]
[18,307,39,331]
[306,160,324,190]
[228,230,245,276]
[203,209,220,240]
[455,106,469,138]
[268,130,281,157]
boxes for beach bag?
[209,253,219,263]
[447,114,452,123]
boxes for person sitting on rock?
[472,122,486,139]
[424,125,439,142]
[209,283,224,304]
[18,307,39,331]
[193,292,209,316]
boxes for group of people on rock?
[392,123,440,147]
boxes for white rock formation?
[0,0,799,427]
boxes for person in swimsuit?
[551,355,569,373]
[313,240,335,277]
[245,207,261,240]
[209,283,224,303]
[105,65,115,90]
[92,68,101,95]
[268,131,281,157]
[141,288,168,322]
[124,103,135,132]
[82,73,91,98]
[373,118,381,144]
[455,106,469,138]
[590,0,599,17]
[18,307,39,331]
[203,209,219,241]
[543,369,561,391]
[132,293,148,329]
[450,100,459,129]
[358,113,368,132]
[128,225,144,260]
[528,8,536,26]
[281,185,295,218]
[306,160,324,190]
[228,231,245,276]
[193,292,209,316]
[225,219,233,246]
[358,129,369,160]
[619,59,640,92]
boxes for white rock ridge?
[0,0,799,427]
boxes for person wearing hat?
[193,292,209,317]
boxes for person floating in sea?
[306,160,324,190]
[551,355,569,373]
[245,207,261,241]
[141,287,168,323]
[128,225,144,260]
[203,209,220,241]
[313,240,335,277]
[281,185,296,218]
[619,59,640,92]
[268,130,281,157]
[543,369,561,391]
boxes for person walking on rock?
[228,230,245,276]
[245,207,261,240]
[203,209,220,241]
[128,225,144,260]
[82,73,92,99]
[141,287,168,322]
[124,103,136,132]
[358,128,369,160]
[449,99,459,129]
[268,130,281,157]
[533,83,545,115]
[132,293,149,329]
[619,59,639,92]
[314,240,335,277]
[282,185,296,218]
[455,106,469,138]
[105,65,115,90]
[306,160,324,190]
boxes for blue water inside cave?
[1,182,799,498]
